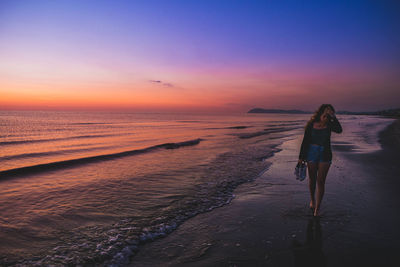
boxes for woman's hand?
[324,108,336,122]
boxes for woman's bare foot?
[313,208,321,217]
[309,201,315,210]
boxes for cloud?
[163,83,173,87]
[149,79,174,87]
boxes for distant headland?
[248,108,400,117]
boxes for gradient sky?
[1,0,399,112]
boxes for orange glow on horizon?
[0,81,232,112]
[2,60,399,113]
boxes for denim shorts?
[307,144,331,164]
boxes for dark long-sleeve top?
[299,116,342,161]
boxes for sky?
[1,0,399,112]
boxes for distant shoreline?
[248,107,400,117]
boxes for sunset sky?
[1,0,399,112]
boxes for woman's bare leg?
[307,162,318,210]
[314,162,331,216]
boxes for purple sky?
[1,0,399,112]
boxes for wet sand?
[131,119,400,267]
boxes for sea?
[0,111,393,266]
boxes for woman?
[299,104,342,217]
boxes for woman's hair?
[306,104,335,128]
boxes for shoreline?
[379,117,400,152]
[130,118,400,266]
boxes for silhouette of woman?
[298,104,342,216]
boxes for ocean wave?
[266,122,304,127]
[226,125,250,129]
[0,146,116,161]
[237,126,300,139]
[0,139,203,179]
[70,122,110,125]
[0,133,131,146]
[268,119,306,123]
[205,125,252,130]
[176,120,202,123]
[0,151,62,161]
[9,142,281,267]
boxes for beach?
[131,118,400,267]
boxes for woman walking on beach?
[299,104,342,217]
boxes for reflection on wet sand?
[292,218,326,267]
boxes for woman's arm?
[299,125,311,160]
[329,116,342,133]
